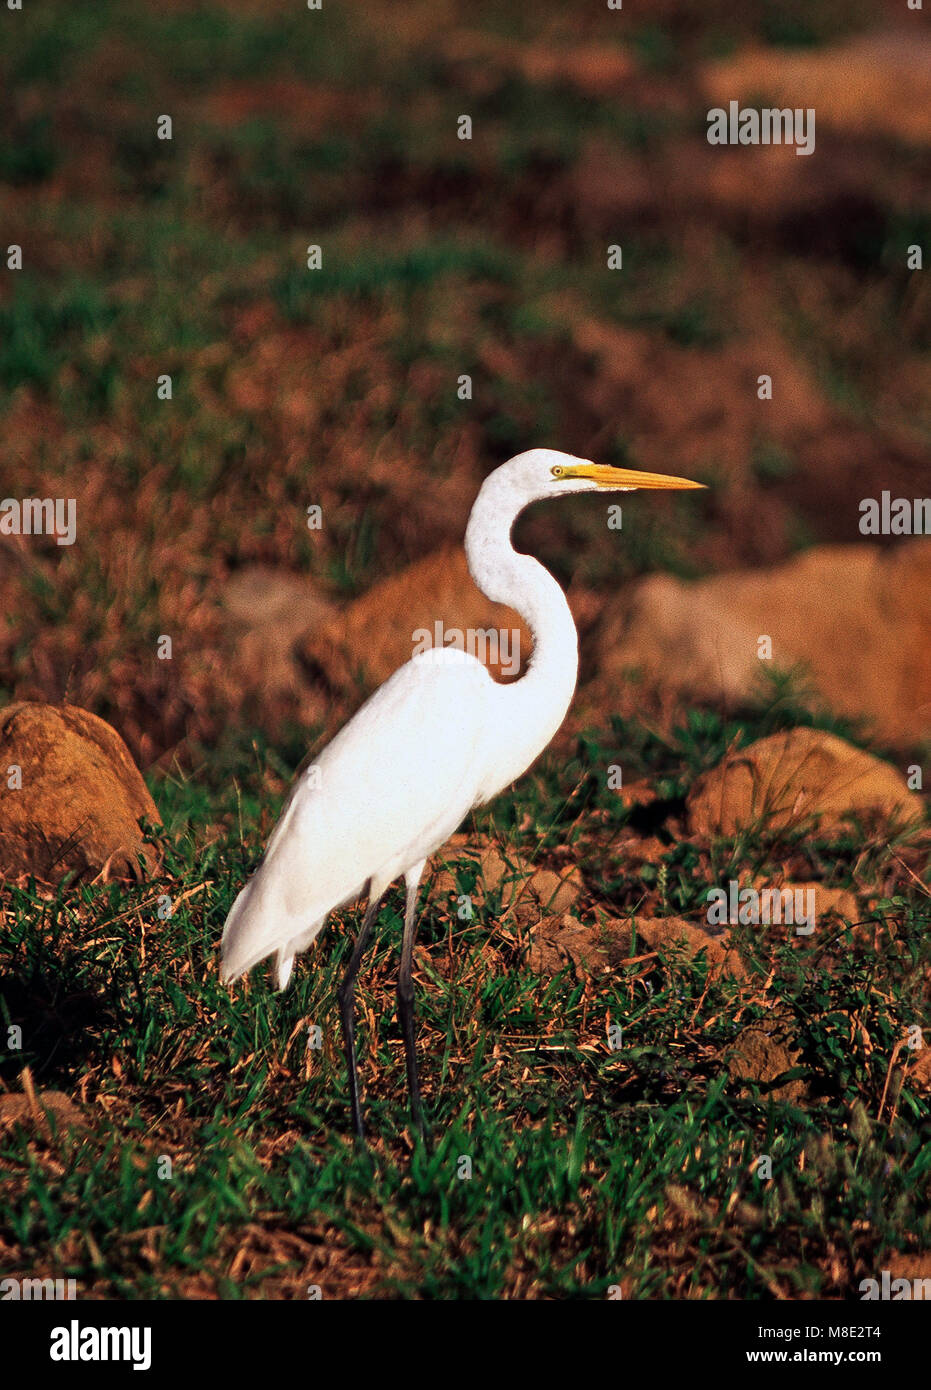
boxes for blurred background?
[0,0,928,772]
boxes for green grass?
[0,702,927,1299]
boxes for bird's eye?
[551,466,564,478]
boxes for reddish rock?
[432,839,583,918]
[527,911,746,981]
[725,1026,805,1103]
[701,35,931,147]
[631,914,747,981]
[0,703,160,884]
[687,727,922,839]
[596,541,931,745]
[0,1090,86,1133]
[299,547,533,691]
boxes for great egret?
[220,449,703,1138]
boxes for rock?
[432,839,582,917]
[687,727,922,839]
[596,541,931,745]
[725,1026,805,1103]
[785,882,858,926]
[907,1047,931,1095]
[527,913,612,976]
[300,547,532,692]
[223,566,335,701]
[631,915,746,981]
[701,35,931,147]
[713,878,859,928]
[0,1089,86,1132]
[522,866,584,916]
[526,911,747,980]
[0,703,160,883]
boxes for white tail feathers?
[221,875,327,990]
[219,882,259,984]
[275,952,295,990]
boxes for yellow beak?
[560,462,705,489]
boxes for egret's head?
[501,448,706,501]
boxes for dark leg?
[398,863,428,1140]
[337,889,379,1141]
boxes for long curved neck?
[465,475,579,781]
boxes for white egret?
[220,449,703,1138]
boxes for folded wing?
[221,649,495,983]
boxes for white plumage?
[220,448,703,1137]
[222,648,492,990]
